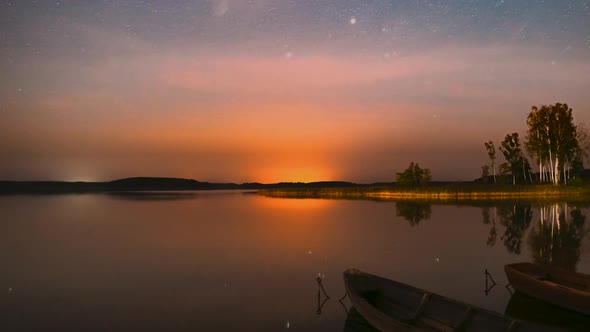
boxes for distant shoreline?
[0,177,365,194]
[2,177,589,202]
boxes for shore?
[258,184,590,201]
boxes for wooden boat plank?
[453,307,473,331]
[347,289,417,332]
[379,296,415,321]
[420,293,469,327]
[413,316,453,332]
[510,263,590,289]
[506,291,590,332]
[461,310,512,332]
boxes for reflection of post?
[484,269,497,296]
[339,292,349,314]
[316,289,329,315]
[505,283,513,296]
[316,277,330,315]
[317,277,329,298]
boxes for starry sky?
[1,0,590,183]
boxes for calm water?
[0,191,589,331]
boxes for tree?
[500,133,530,185]
[484,141,497,183]
[396,162,431,187]
[571,124,590,180]
[525,103,579,185]
[575,123,590,167]
[499,162,512,177]
[481,165,490,183]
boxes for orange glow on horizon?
[257,195,335,211]
[254,166,336,184]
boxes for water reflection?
[497,204,534,254]
[396,200,589,271]
[528,204,589,271]
[106,191,200,201]
[489,202,588,270]
[316,277,330,315]
[2,193,589,331]
[482,207,498,246]
[395,201,432,226]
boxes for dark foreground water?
[0,191,589,331]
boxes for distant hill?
[107,177,234,191]
[0,177,362,194]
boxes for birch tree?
[525,103,579,185]
[484,141,497,183]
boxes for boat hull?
[506,291,590,332]
[344,268,561,332]
[505,263,590,316]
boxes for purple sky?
[1,1,590,182]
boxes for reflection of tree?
[396,201,432,226]
[481,202,589,270]
[498,204,533,254]
[528,204,588,271]
[482,207,497,247]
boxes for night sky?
[1,0,590,183]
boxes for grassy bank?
[258,183,590,201]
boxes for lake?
[1,191,589,331]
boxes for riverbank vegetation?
[258,182,590,201]
[484,103,589,186]
[260,103,590,201]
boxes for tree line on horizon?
[483,103,590,185]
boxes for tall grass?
[258,183,590,201]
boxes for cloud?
[158,54,427,94]
[153,45,590,107]
[211,0,229,16]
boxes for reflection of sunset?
[257,196,334,211]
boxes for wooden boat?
[504,262,590,316]
[506,291,590,332]
[343,269,561,332]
